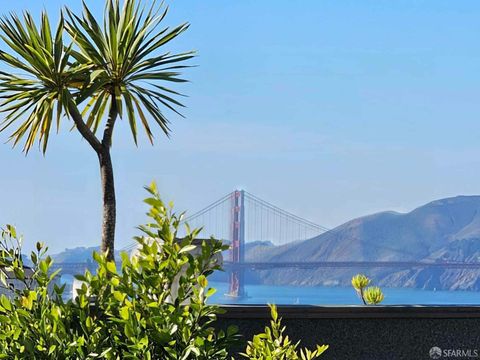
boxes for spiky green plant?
[351,274,385,305]
[351,274,371,292]
[363,286,385,305]
[0,0,194,260]
[241,304,329,360]
[351,274,370,305]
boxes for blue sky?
[1,0,480,253]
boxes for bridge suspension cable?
[119,189,329,252]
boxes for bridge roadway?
[50,261,480,275]
[222,261,480,269]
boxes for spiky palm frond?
[65,0,194,145]
[0,12,87,153]
[0,0,193,153]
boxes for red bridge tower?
[228,190,246,297]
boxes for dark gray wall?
[218,305,480,360]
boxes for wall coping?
[218,305,480,319]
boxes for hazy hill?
[52,246,120,263]
[247,196,480,290]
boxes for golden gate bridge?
[53,190,480,298]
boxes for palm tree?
[0,0,193,261]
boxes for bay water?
[209,281,480,305]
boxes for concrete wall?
[217,305,480,360]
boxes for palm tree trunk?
[99,148,116,262]
[67,95,118,262]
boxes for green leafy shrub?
[0,225,77,358]
[0,182,239,359]
[351,274,385,305]
[74,182,240,359]
[240,304,328,360]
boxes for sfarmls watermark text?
[430,347,479,359]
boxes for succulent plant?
[351,274,385,305]
[363,286,385,305]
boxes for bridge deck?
[51,261,480,275]
[223,261,480,269]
